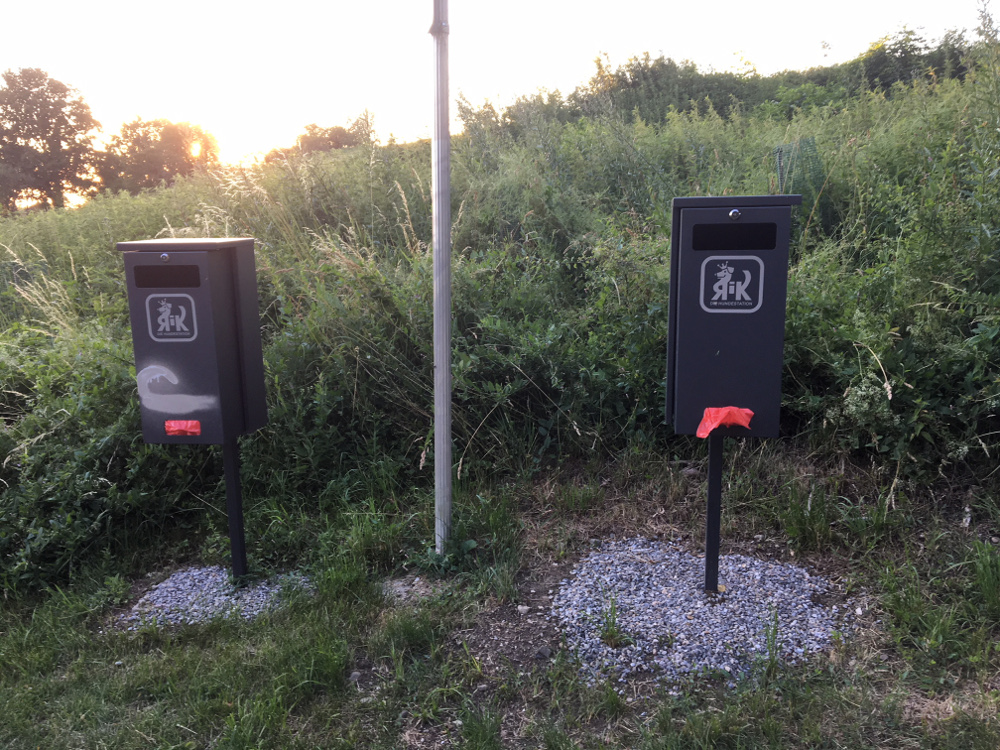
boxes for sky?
[2,1,990,164]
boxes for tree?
[0,68,99,211]
[264,114,370,163]
[297,123,359,153]
[854,30,930,90]
[100,118,219,194]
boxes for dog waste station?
[119,237,267,578]
[665,195,802,592]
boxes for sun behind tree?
[99,118,220,195]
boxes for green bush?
[0,324,217,588]
[3,25,1000,591]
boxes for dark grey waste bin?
[665,196,801,438]
[119,238,267,445]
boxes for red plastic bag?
[696,407,754,438]
[165,420,202,436]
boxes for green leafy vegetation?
[595,590,634,649]
[1,13,1000,749]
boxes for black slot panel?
[134,264,201,288]
[692,223,777,251]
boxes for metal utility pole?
[430,0,452,555]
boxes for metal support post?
[704,432,724,593]
[222,437,248,578]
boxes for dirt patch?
[451,560,573,676]
[900,685,1000,726]
[385,573,448,605]
[381,561,574,676]
[398,723,458,750]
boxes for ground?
[103,455,999,748]
[364,461,873,748]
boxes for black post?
[704,431,724,593]
[222,437,248,578]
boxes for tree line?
[0,68,367,213]
[0,29,975,213]
[459,29,974,137]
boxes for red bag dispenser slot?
[165,420,202,436]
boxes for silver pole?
[430,0,452,555]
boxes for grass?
[1,447,998,749]
[597,592,634,649]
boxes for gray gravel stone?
[114,566,313,630]
[550,538,854,686]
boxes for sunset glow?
[4,0,987,164]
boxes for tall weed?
[3,26,1000,588]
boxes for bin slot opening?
[693,223,777,251]
[134,265,201,289]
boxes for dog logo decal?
[700,257,764,313]
[145,294,198,341]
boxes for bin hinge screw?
[160,253,170,262]
[729,209,741,221]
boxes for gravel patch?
[550,538,854,687]
[114,566,313,630]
